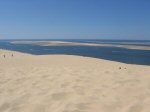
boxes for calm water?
[0,39,150,65]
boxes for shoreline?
[1,49,150,66]
[11,41,150,50]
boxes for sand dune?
[0,49,150,112]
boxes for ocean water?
[0,39,150,65]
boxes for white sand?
[0,49,150,112]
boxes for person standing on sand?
[3,54,5,58]
[12,54,13,57]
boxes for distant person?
[3,54,5,58]
[12,54,13,57]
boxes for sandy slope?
[0,49,150,112]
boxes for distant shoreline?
[11,41,150,50]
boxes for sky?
[0,0,150,40]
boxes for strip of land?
[0,49,150,112]
[11,41,150,50]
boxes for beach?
[0,49,150,112]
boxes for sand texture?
[0,49,150,112]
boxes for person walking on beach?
[12,53,13,57]
[3,54,5,58]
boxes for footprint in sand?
[0,102,10,112]
[41,74,50,79]
[51,92,71,101]
[17,70,25,75]
[63,103,91,112]
[75,103,91,110]
[72,86,85,95]
[128,103,143,112]
[30,67,40,74]
[0,69,3,73]
[61,82,71,88]
[105,71,110,74]
[18,104,46,112]
[70,110,86,112]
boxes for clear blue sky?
[0,0,150,39]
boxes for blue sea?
[0,39,150,65]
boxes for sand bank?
[0,49,150,112]
[11,41,150,50]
